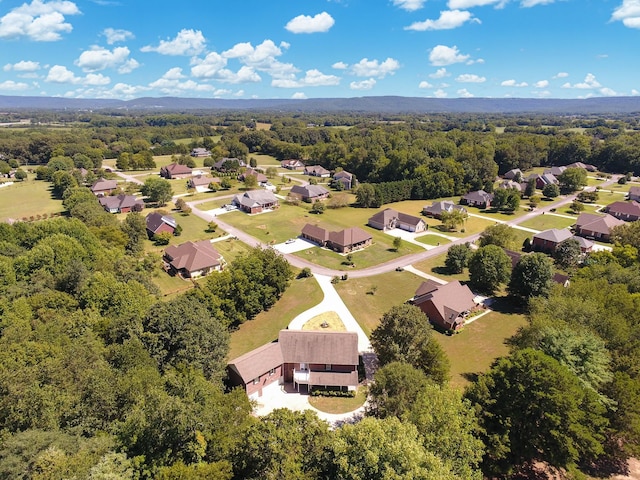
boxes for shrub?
[310,388,356,398]
[298,267,312,278]
[331,276,340,284]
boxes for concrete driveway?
[273,238,316,254]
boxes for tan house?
[164,240,224,278]
[281,159,305,170]
[232,190,279,214]
[188,174,220,192]
[304,165,331,178]
[160,163,193,179]
[412,280,477,331]
[90,178,118,196]
[423,201,467,219]
[368,208,427,233]
[98,194,143,213]
[461,190,494,208]
[333,171,357,190]
[190,148,211,157]
[301,224,372,253]
[238,168,268,184]
[290,184,330,202]
[227,330,359,398]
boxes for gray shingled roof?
[279,330,359,366]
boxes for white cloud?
[163,67,185,80]
[292,92,307,99]
[351,58,400,78]
[553,72,569,78]
[222,40,296,77]
[4,60,41,72]
[418,80,433,88]
[405,10,479,31]
[501,79,528,87]
[109,82,150,98]
[447,0,507,8]
[0,0,80,41]
[213,89,232,97]
[0,80,30,91]
[600,87,617,96]
[433,89,448,98]
[285,12,335,33]
[102,27,134,44]
[350,78,376,90]
[456,73,485,83]
[429,68,449,79]
[190,52,227,78]
[534,80,549,88]
[332,61,348,70]
[632,89,640,96]
[611,0,640,28]
[141,29,206,56]
[457,88,474,97]
[521,0,557,6]
[45,65,110,85]
[272,69,340,88]
[392,0,427,11]
[563,73,601,89]
[429,45,470,66]
[76,46,138,73]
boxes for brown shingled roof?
[279,330,359,366]
[227,342,284,384]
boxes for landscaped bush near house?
[311,388,356,398]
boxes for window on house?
[269,368,275,376]
[325,364,332,371]
[252,377,260,385]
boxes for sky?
[0,0,639,101]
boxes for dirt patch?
[256,224,267,230]
[612,458,640,480]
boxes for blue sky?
[0,0,639,100]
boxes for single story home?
[544,166,566,176]
[281,159,305,170]
[164,240,224,278]
[532,173,558,189]
[190,148,211,157]
[238,168,268,184]
[503,168,523,181]
[565,161,597,172]
[368,208,427,233]
[496,180,523,192]
[301,224,372,253]
[603,200,640,222]
[160,163,193,179]
[146,212,177,238]
[227,330,359,398]
[211,158,245,172]
[98,194,144,214]
[188,174,220,192]
[461,190,494,209]
[574,213,625,242]
[532,228,593,253]
[423,201,467,219]
[304,165,331,178]
[333,171,357,190]
[290,184,330,202]
[412,280,478,331]
[232,190,279,214]
[628,186,640,202]
[90,178,118,196]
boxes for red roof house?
[574,213,625,242]
[412,280,477,331]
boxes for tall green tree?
[367,361,430,419]
[508,252,554,301]
[478,223,517,249]
[557,167,587,193]
[141,177,173,206]
[468,245,511,294]
[445,243,472,274]
[120,212,147,256]
[370,304,450,384]
[554,238,582,270]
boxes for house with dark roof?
[190,148,211,157]
[603,201,640,222]
[301,224,372,253]
[187,174,220,192]
[227,330,359,398]
[574,213,625,242]
[368,208,427,233]
[532,228,593,253]
[212,157,245,172]
[232,190,279,214]
[160,163,193,179]
[304,165,331,178]
[412,280,478,331]
[628,186,640,202]
[281,159,305,170]
[503,168,523,181]
[422,201,467,219]
[238,168,268,184]
[290,184,330,202]
[566,161,597,172]
[90,178,118,196]
[544,166,567,176]
[164,240,223,278]
[533,173,558,189]
[98,194,143,214]
[461,190,494,209]
[146,212,177,238]
[333,171,357,190]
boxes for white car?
[285,238,297,244]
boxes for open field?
[434,307,527,388]
[0,178,64,222]
[519,213,576,231]
[335,270,425,336]
[250,153,280,166]
[228,275,324,359]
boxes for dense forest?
[1,111,640,478]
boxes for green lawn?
[250,153,281,167]
[335,270,425,336]
[412,252,470,284]
[434,307,527,388]
[228,275,324,359]
[415,234,451,246]
[309,387,367,414]
[519,214,576,231]
[302,312,346,331]
[0,178,64,222]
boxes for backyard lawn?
[412,252,470,284]
[518,213,576,231]
[0,177,64,222]
[309,387,368,414]
[228,275,324,359]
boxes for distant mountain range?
[2,94,640,114]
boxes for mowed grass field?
[518,213,576,231]
[0,178,64,222]
[228,275,324,359]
